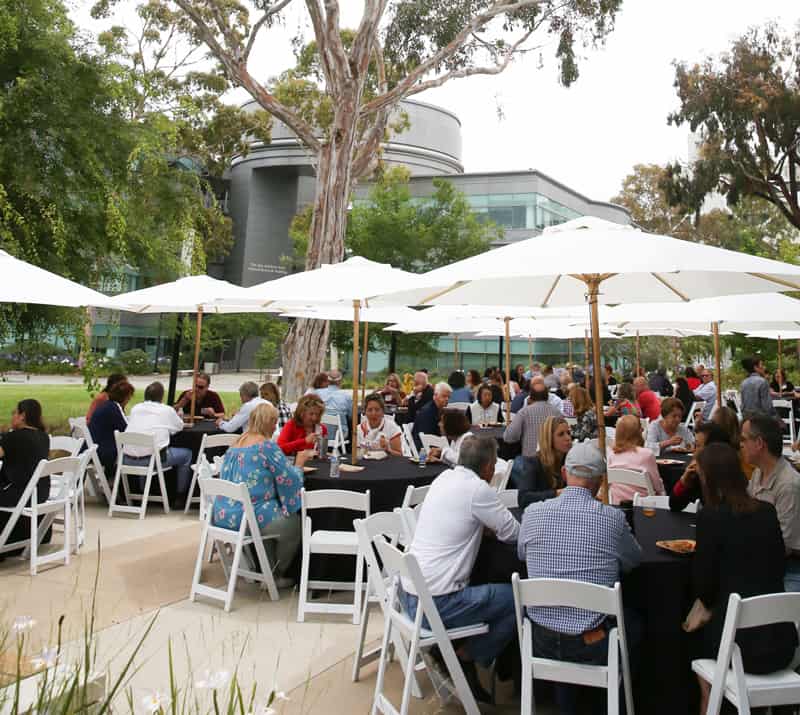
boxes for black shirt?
[514,455,563,509]
[406,384,433,422]
[0,428,50,506]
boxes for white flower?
[31,646,58,669]
[274,691,290,702]
[141,690,170,714]
[12,616,36,633]
[195,669,230,690]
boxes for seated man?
[404,371,434,422]
[511,375,563,414]
[124,381,193,503]
[412,382,451,449]
[401,437,519,703]
[519,442,642,713]
[174,372,225,419]
[633,376,661,422]
[504,383,562,458]
[217,381,266,433]
[313,369,353,441]
[693,369,717,420]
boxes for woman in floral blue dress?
[213,402,310,588]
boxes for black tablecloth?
[469,425,520,460]
[302,456,447,582]
[656,452,692,494]
[170,420,225,462]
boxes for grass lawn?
[0,384,241,433]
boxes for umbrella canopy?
[747,330,800,340]
[475,319,619,340]
[106,274,257,313]
[279,305,420,323]
[0,249,119,309]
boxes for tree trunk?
[235,338,243,373]
[281,99,361,400]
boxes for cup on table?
[643,506,656,517]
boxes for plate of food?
[656,458,685,465]
[339,463,365,473]
[669,446,693,454]
[656,539,696,555]
[363,450,388,460]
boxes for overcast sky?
[73,0,799,202]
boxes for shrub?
[119,349,151,375]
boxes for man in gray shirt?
[740,356,777,416]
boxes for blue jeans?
[123,447,193,494]
[399,583,517,667]
[785,558,800,592]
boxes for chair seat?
[693,658,800,707]
[309,530,359,554]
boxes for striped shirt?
[503,401,561,457]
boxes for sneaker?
[458,658,493,705]
[420,650,457,705]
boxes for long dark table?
[655,451,692,494]
[170,419,225,462]
[469,424,520,460]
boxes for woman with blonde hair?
[213,403,306,588]
[277,394,328,456]
[379,373,406,407]
[516,416,572,509]
[607,415,665,504]
[568,385,597,442]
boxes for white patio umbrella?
[242,257,420,463]
[108,275,260,419]
[0,249,120,308]
[370,216,800,469]
[744,330,800,377]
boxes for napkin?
[339,463,365,473]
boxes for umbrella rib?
[419,281,469,305]
[540,275,562,308]
[651,273,690,301]
[747,273,800,291]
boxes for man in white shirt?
[217,381,266,433]
[693,369,717,420]
[123,381,193,500]
[399,436,519,702]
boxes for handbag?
[682,597,713,632]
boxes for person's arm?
[773,477,797,555]
[386,432,402,456]
[680,425,695,447]
[218,407,250,434]
[503,410,523,444]
[277,422,308,455]
[616,516,642,573]
[472,481,520,543]
[166,407,185,434]
[174,390,190,410]
[643,451,666,495]
[692,510,720,607]
[268,442,305,510]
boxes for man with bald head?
[404,370,434,422]
[634,376,661,422]
[511,375,563,414]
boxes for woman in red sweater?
[278,394,328,456]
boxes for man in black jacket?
[412,382,452,449]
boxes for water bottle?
[418,448,427,469]
[329,453,340,479]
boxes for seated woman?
[85,373,127,422]
[568,385,597,442]
[516,416,570,510]
[770,368,795,398]
[305,372,329,395]
[259,382,292,429]
[670,422,729,512]
[0,399,50,545]
[466,369,482,398]
[605,382,641,418]
[88,380,135,479]
[433,410,473,466]
[379,373,406,407]
[466,384,504,426]
[447,371,473,403]
[692,442,798,714]
[646,397,695,453]
[357,394,402,456]
[277,394,328,457]
[711,405,753,479]
[213,403,306,588]
[607,415,664,505]
[685,366,701,391]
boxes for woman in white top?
[357,393,402,456]
[434,410,474,466]
[466,384,504,426]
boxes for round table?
[170,420,224,462]
[655,451,693,494]
[469,425,520,461]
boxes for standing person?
[400,437,519,703]
[518,442,642,714]
[515,416,571,509]
[607,415,664,504]
[412,382,452,449]
[89,380,135,480]
[277,394,328,457]
[123,381,193,504]
[467,384,504,426]
[691,442,798,715]
[511,375,563,414]
[633,376,661,422]
[0,399,50,544]
[740,356,777,416]
[604,364,617,387]
[313,369,353,442]
[86,373,127,422]
[741,414,800,591]
[693,368,717,421]
[503,383,561,458]
[216,382,266,434]
[214,403,307,588]
[404,371,434,422]
[259,382,292,429]
[174,372,225,419]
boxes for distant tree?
[662,24,800,230]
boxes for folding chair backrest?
[203,433,239,450]
[302,489,370,526]
[400,484,429,510]
[199,474,248,503]
[115,431,158,450]
[68,417,87,438]
[420,433,448,453]
[354,512,404,592]
[632,493,669,510]
[491,459,513,491]
[686,402,705,429]
[607,468,653,495]
[39,456,82,480]
[735,592,800,630]
[49,435,83,457]
[498,489,518,509]
[401,424,419,460]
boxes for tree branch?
[351,0,388,76]
[244,0,294,61]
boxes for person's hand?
[201,407,215,418]
[295,450,311,468]
[215,417,223,427]
[665,435,683,447]
[305,432,318,445]
[792,441,800,453]
[428,447,442,461]
[681,461,698,485]
[379,435,388,450]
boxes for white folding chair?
[321,413,347,456]
[490,458,513,491]
[371,537,488,715]
[512,574,635,715]
[448,402,470,412]
[108,431,172,519]
[609,385,619,400]
[189,473,279,611]
[70,423,112,504]
[607,468,654,506]
[44,445,94,550]
[0,457,78,575]
[631,492,700,513]
[773,399,797,446]
[686,401,705,430]
[693,592,800,714]
[183,432,238,513]
[397,485,430,546]
[352,512,422,698]
[49,435,83,457]
[420,433,448,454]
[498,489,519,509]
[297,488,370,624]
[401,423,419,460]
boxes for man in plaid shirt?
[518,442,642,713]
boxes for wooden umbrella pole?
[528,336,532,367]
[586,278,608,501]
[584,330,590,390]
[504,317,512,422]
[635,331,640,377]
[712,321,722,409]
[778,335,783,379]
[189,307,203,423]
[568,337,572,368]
[351,301,361,465]
[360,321,369,403]
[454,334,459,371]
